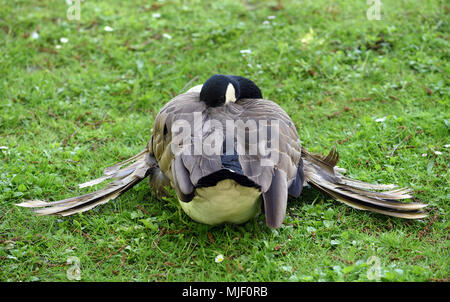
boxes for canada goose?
[17,74,428,228]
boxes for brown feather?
[17,149,156,216]
[302,147,428,219]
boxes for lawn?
[0,0,448,282]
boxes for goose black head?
[200,74,263,107]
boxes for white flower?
[268,16,276,20]
[66,256,81,281]
[263,20,270,25]
[215,254,224,263]
[104,26,114,32]
[60,37,69,43]
[152,13,161,18]
[31,31,39,40]
[445,144,450,148]
[434,151,442,155]
[421,153,427,157]
[163,33,172,39]
[375,116,386,123]
[0,146,8,150]
[240,49,252,54]
[55,45,62,49]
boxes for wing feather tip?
[16,200,50,208]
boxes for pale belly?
[179,179,262,225]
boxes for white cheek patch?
[225,83,236,104]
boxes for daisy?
[215,254,224,263]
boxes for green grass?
[0,0,449,282]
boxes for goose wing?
[150,90,222,201]
[231,98,303,227]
